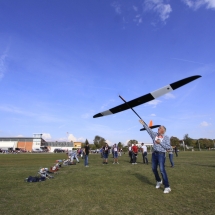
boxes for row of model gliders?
[25,155,78,182]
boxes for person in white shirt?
[113,144,119,164]
[141,143,148,164]
[128,144,133,163]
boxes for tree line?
[80,134,215,150]
[171,134,215,149]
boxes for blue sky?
[0,0,215,145]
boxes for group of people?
[128,142,149,165]
[101,143,120,164]
[66,143,90,167]
[67,119,175,195]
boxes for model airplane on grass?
[93,75,201,119]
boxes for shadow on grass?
[189,163,215,168]
[132,173,154,186]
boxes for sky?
[0,0,215,145]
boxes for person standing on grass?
[141,143,148,164]
[174,146,178,157]
[113,144,119,164]
[129,144,133,163]
[84,142,90,167]
[118,147,121,157]
[112,145,114,158]
[132,143,138,164]
[139,119,172,194]
[103,143,110,164]
[168,147,174,167]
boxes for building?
[0,134,75,152]
[44,141,74,152]
[73,142,82,149]
[0,134,46,152]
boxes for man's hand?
[155,139,161,144]
[139,119,145,125]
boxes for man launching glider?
[139,119,172,193]
[93,75,202,194]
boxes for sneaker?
[132,163,134,165]
[156,181,162,189]
[164,187,171,194]
[117,162,119,164]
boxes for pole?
[119,95,167,151]
[198,139,201,151]
[119,95,145,122]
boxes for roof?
[0,137,46,142]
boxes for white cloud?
[68,134,77,142]
[0,105,35,116]
[164,93,175,99]
[200,121,211,127]
[81,110,95,119]
[125,139,130,145]
[101,99,115,110]
[144,0,172,22]
[0,53,7,80]
[111,1,122,14]
[182,0,215,10]
[42,133,52,140]
[146,99,162,108]
[106,139,113,146]
[151,113,156,116]
[0,104,63,123]
[133,5,138,11]
[77,137,85,142]
[67,133,85,142]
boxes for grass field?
[0,151,215,215]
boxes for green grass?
[0,151,215,215]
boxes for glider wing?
[93,75,201,118]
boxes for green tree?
[127,140,138,146]
[89,144,96,150]
[117,142,123,149]
[170,136,180,147]
[183,134,193,146]
[93,135,106,148]
[81,139,90,148]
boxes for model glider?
[140,120,160,131]
[93,75,201,118]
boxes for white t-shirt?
[142,145,147,153]
[155,135,164,143]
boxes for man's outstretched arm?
[139,119,156,140]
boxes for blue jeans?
[152,152,170,188]
[84,155,88,166]
[132,153,137,163]
[142,152,148,164]
[169,154,174,167]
